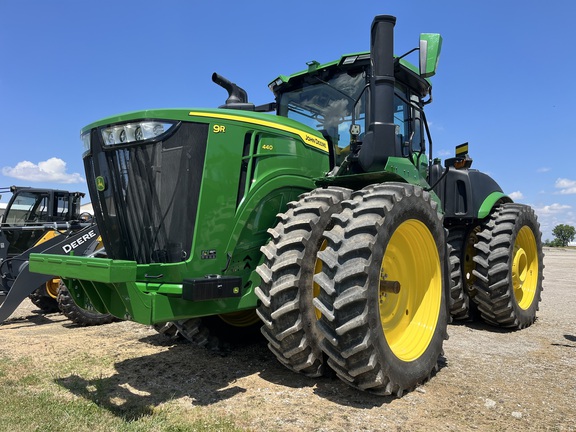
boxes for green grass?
[0,354,247,432]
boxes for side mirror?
[419,33,443,78]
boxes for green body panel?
[478,191,508,219]
[29,255,136,282]
[316,157,442,209]
[31,108,330,324]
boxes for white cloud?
[554,178,576,195]
[437,149,451,157]
[537,167,550,173]
[2,158,84,184]
[533,203,571,215]
[508,191,524,200]
[532,203,574,242]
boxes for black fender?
[431,166,511,223]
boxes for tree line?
[544,224,576,247]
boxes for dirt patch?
[2,247,575,431]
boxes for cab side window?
[394,87,426,158]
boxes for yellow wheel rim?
[218,310,260,327]
[379,220,442,362]
[513,226,539,310]
[313,239,328,320]
[45,278,61,299]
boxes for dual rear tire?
[257,188,543,394]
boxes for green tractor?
[28,15,543,396]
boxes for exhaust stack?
[358,15,398,172]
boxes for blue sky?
[1,0,574,241]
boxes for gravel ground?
[2,247,575,431]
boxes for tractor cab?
[0,186,84,256]
[269,33,442,181]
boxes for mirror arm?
[396,47,419,62]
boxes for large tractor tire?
[447,226,483,322]
[28,280,60,313]
[174,310,262,352]
[254,187,352,377]
[447,227,471,320]
[174,318,216,349]
[57,282,115,326]
[471,203,544,329]
[153,322,182,340]
[314,183,449,396]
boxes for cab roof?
[269,51,432,99]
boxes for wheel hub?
[512,246,528,290]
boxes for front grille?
[85,122,208,263]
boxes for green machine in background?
[30,15,543,396]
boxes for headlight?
[100,121,175,146]
[81,131,91,152]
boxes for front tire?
[255,187,351,377]
[314,183,449,396]
[174,310,262,352]
[472,204,544,329]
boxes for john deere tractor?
[28,15,543,396]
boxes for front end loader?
[0,186,114,325]
[28,15,543,396]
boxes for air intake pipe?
[358,15,398,172]
[212,73,254,110]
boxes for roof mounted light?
[339,53,370,66]
[100,121,175,146]
[268,77,286,92]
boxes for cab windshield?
[277,66,367,160]
[3,192,49,224]
[276,64,429,172]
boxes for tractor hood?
[81,108,329,155]
[80,108,329,266]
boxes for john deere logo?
[95,176,106,192]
